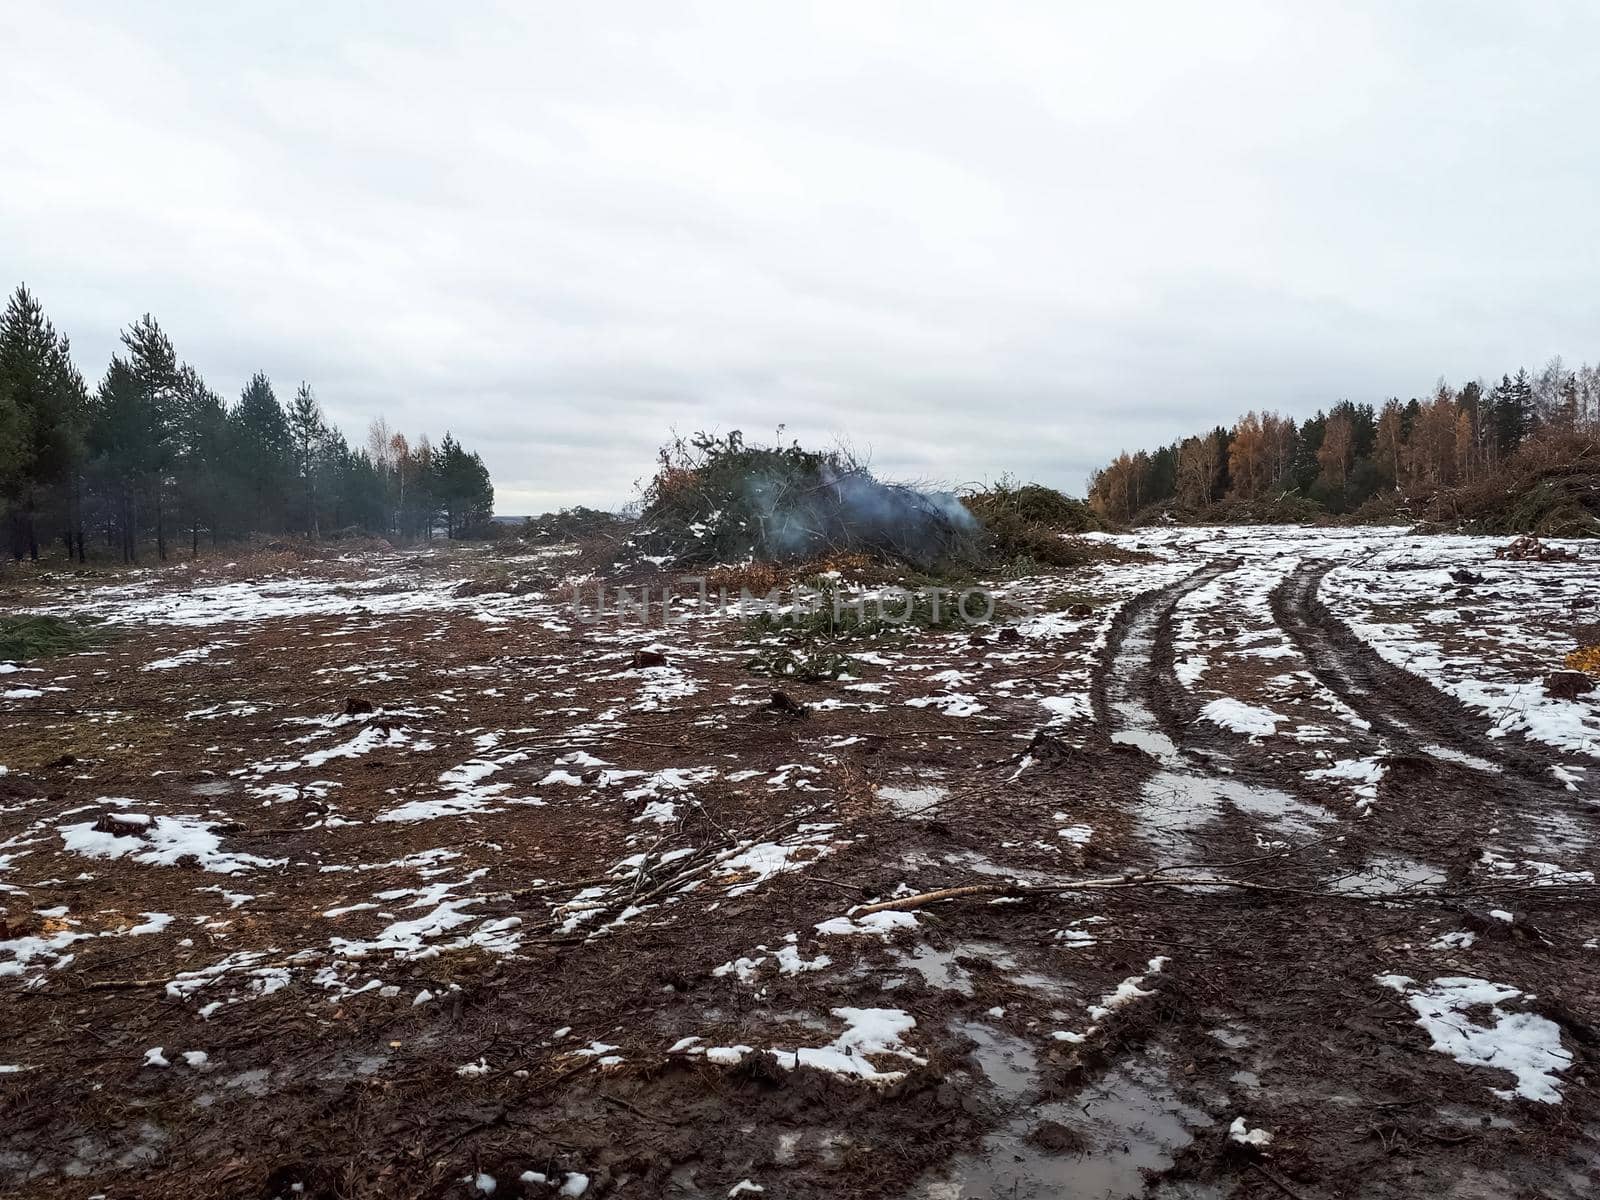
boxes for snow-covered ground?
[1095,526,1600,761]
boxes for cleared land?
[1,527,1596,1199]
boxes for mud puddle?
[1327,852,1445,896]
[910,1033,1216,1199]
[1136,771,1330,851]
[888,943,1073,1000]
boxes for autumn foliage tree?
[1089,357,1600,526]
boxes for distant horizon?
[7,274,1591,520]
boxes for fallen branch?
[79,977,170,991]
[533,805,830,934]
[851,884,1020,915]
[1251,1162,1312,1200]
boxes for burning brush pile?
[635,431,981,571]
[632,431,1120,575]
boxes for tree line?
[0,284,495,562]
[1088,360,1600,522]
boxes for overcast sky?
[4,3,1597,512]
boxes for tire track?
[1272,562,1561,782]
[1094,563,1338,861]
[1274,561,1596,869]
[1094,562,1234,764]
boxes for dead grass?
[1565,645,1600,677]
[703,553,885,596]
[9,710,179,772]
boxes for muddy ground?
[1,528,1596,1199]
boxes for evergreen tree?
[1511,369,1536,438]
[88,358,165,562]
[118,315,180,559]
[231,372,292,534]
[1349,402,1377,461]
[0,285,88,559]
[338,449,389,533]
[434,432,495,538]
[173,364,229,554]
[287,381,327,536]
[1400,397,1422,442]
[0,283,503,561]
[0,347,26,555]
[1292,414,1325,492]
[1145,444,1178,504]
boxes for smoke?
[743,460,977,566]
[638,432,984,569]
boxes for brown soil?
[0,548,1595,1200]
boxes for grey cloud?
[3,2,1597,515]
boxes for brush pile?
[0,614,110,661]
[1424,432,1600,537]
[519,506,632,545]
[1494,535,1578,563]
[636,431,981,571]
[961,477,1120,568]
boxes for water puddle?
[1135,771,1330,853]
[1109,704,1182,764]
[938,850,1060,886]
[1104,597,1188,771]
[893,944,977,995]
[1327,852,1445,896]
[1417,743,1502,774]
[34,1123,170,1179]
[1208,1025,1250,1050]
[318,1050,390,1081]
[889,942,1073,1000]
[223,1067,272,1096]
[1513,805,1594,856]
[957,1021,1038,1097]
[913,1043,1214,1199]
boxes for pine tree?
[0,281,504,560]
[434,432,495,538]
[1349,402,1377,461]
[231,372,293,534]
[0,286,88,559]
[1146,444,1178,504]
[0,351,25,553]
[118,315,179,559]
[1292,414,1326,492]
[173,364,228,555]
[1504,371,1529,448]
[88,358,164,562]
[287,382,327,536]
